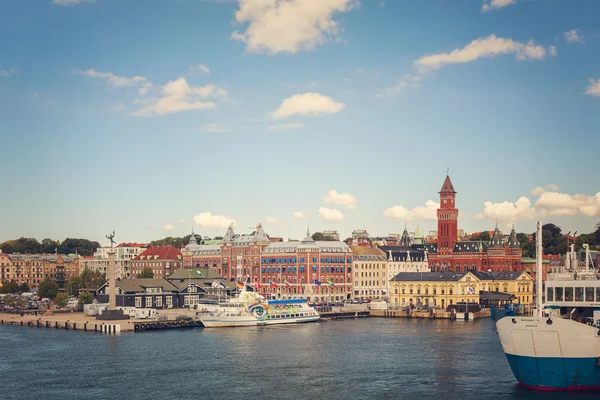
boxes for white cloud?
[293,211,307,219]
[189,64,211,74]
[323,190,358,210]
[564,29,584,44]
[379,34,553,98]
[265,217,278,224]
[479,196,536,221]
[319,207,344,222]
[76,69,152,95]
[416,34,552,70]
[52,0,95,5]
[268,123,305,131]
[383,199,439,220]
[0,68,19,77]
[538,208,580,217]
[585,78,600,97]
[196,123,229,133]
[133,78,227,117]
[193,212,236,229]
[231,0,358,54]
[481,0,516,13]
[271,92,345,119]
[535,192,600,217]
[530,184,559,196]
[163,224,176,231]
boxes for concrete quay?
[370,308,491,320]
[0,312,149,334]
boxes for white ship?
[199,286,320,328]
[496,222,600,391]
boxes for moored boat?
[199,286,320,328]
[496,221,600,391]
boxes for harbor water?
[1,318,597,400]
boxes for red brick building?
[131,246,182,278]
[427,175,523,272]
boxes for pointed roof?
[400,225,411,247]
[302,226,314,243]
[489,224,504,248]
[439,175,456,194]
[223,224,235,242]
[253,223,270,242]
[508,225,520,249]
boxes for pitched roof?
[508,226,520,249]
[379,246,427,262]
[489,225,504,249]
[351,246,386,260]
[116,242,148,248]
[114,278,179,293]
[452,241,489,253]
[439,175,456,194]
[391,272,471,282]
[471,271,530,281]
[133,245,182,261]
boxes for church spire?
[439,174,456,194]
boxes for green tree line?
[0,237,100,256]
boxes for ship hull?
[497,316,600,391]
[200,315,320,328]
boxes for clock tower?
[437,175,458,255]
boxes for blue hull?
[506,354,600,390]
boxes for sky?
[1,0,599,246]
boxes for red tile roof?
[117,242,149,248]
[133,245,181,261]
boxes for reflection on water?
[1,318,598,400]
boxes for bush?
[54,292,69,308]
[78,291,94,306]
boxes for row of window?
[547,287,600,302]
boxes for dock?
[320,311,370,319]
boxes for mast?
[536,221,543,318]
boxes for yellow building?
[389,271,533,308]
[351,246,388,300]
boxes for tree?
[78,291,94,306]
[344,237,352,245]
[65,276,82,296]
[137,266,154,278]
[19,282,29,293]
[214,236,223,240]
[81,268,106,289]
[595,222,600,246]
[59,238,100,256]
[38,278,59,299]
[0,280,19,294]
[150,236,184,248]
[54,292,69,308]
[41,238,60,254]
[469,231,491,242]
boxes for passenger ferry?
[199,286,320,328]
[496,222,600,391]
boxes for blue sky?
[1,0,599,245]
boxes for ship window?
[575,287,583,301]
[564,287,573,301]
[585,287,594,302]
[547,287,553,302]
[596,288,600,302]
[555,287,563,301]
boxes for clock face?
[443,199,447,204]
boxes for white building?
[379,246,430,300]
[80,243,148,279]
[351,247,388,300]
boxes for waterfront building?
[0,250,12,282]
[351,246,388,300]
[80,242,148,279]
[425,175,523,272]
[389,271,533,309]
[259,230,353,302]
[352,229,369,239]
[8,253,78,288]
[96,268,234,308]
[130,246,182,278]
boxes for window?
[145,297,152,307]
[135,297,142,307]
[565,287,573,301]
[189,285,197,293]
[547,287,553,302]
[156,297,163,307]
[575,287,583,302]
[555,287,563,301]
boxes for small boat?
[199,286,320,328]
[496,221,600,391]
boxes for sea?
[1,318,598,400]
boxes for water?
[1,318,598,400]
